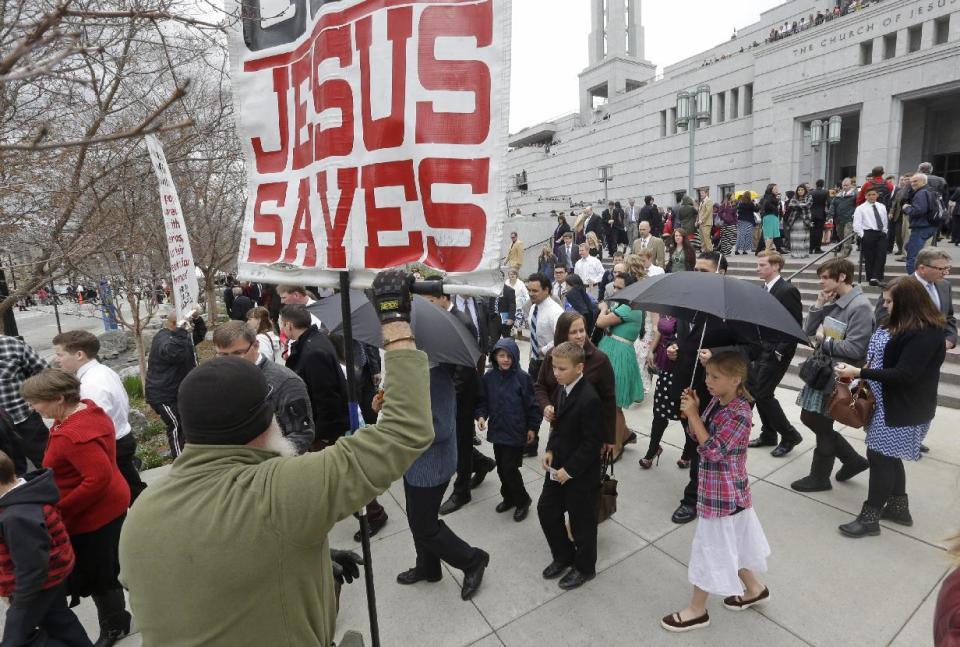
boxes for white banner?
[228,0,512,295]
[144,134,199,321]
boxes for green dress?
[597,303,646,408]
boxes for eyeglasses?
[921,264,951,273]
[216,341,254,357]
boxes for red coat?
[42,400,130,535]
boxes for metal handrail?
[784,233,856,282]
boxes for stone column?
[921,18,935,49]
[895,28,909,56]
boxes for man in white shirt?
[523,274,565,456]
[626,198,640,250]
[52,330,146,502]
[574,244,605,298]
[278,285,324,329]
[852,187,888,286]
[631,221,666,267]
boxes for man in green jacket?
[119,271,433,646]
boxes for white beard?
[250,419,298,458]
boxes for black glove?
[367,269,413,324]
[331,549,363,585]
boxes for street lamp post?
[676,85,711,199]
[598,165,613,204]
[810,116,842,185]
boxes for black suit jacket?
[810,189,830,221]
[766,277,803,353]
[450,305,481,423]
[498,285,516,321]
[546,378,602,482]
[671,316,747,409]
[230,295,254,321]
[285,325,349,444]
[585,214,605,238]
[556,244,577,270]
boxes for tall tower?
[580,0,656,117]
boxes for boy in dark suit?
[537,342,603,590]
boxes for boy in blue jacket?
[476,338,542,522]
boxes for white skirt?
[688,507,771,596]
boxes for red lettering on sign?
[363,160,421,267]
[251,67,290,174]
[318,167,358,269]
[420,158,488,271]
[313,25,354,160]
[416,0,492,145]
[356,7,413,151]
[290,54,313,170]
[283,177,317,266]
[248,182,287,263]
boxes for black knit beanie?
[178,356,274,446]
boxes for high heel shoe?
[676,458,691,469]
[639,446,663,470]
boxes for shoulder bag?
[594,456,618,524]
[828,378,875,429]
[798,347,833,390]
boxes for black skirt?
[68,513,125,598]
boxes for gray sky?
[509,0,784,133]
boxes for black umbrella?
[613,272,809,345]
[307,290,482,368]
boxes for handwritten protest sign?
[229,0,511,294]
[145,134,199,321]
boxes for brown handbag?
[594,457,618,524]
[828,378,876,429]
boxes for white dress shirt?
[77,360,131,439]
[852,201,888,237]
[574,255,605,285]
[914,272,942,310]
[530,297,564,357]
[646,265,665,277]
[764,276,781,292]
[564,373,584,395]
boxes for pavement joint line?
[888,567,951,646]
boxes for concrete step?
[780,362,960,409]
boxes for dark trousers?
[809,220,825,252]
[149,401,184,458]
[800,409,863,465]
[951,214,960,243]
[1,582,92,647]
[680,440,700,509]
[452,416,492,500]
[13,412,49,470]
[861,230,888,281]
[493,444,530,506]
[751,352,801,443]
[115,434,146,504]
[866,449,906,509]
[537,478,598,575]
[404,478,480,579]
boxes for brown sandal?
[723,586,770,611]
[660,611,710,632]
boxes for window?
[743,83,753,116]
[659,110,667,138]
[718,184,735,201]
[730,88,740,119]
[716,93,726,123]
[908,25,922,52]
[859,40,873,65]
[935,16,950,45]
[883,32,897,60]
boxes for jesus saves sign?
[229,0,511,293]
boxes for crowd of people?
[0,157,957,642]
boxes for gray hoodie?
[803,284,874,365]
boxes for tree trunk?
[134,329,148,398]
[204,274,218,326]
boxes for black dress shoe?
[470,459,495,489]
[439,495,470,516]
[495,501,514,513]
[513,503,530,522]
[542,561,571,579]
[771,440,799,458]
[461,550,490,600]
[920,443,930,453]
[558,569,595,590]
[354,513,388,542]
[671,504,696,524]
[396,568,442,585]
[748,436,777,449]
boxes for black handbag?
[798,348,833,390]
[594,457,618,524]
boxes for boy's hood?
[493,337,521,373]
[0,469,60,508]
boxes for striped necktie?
[530,304,540,360]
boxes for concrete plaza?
[29,340,958,647]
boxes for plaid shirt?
[690,396,753,518]
[0,336,48,424]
